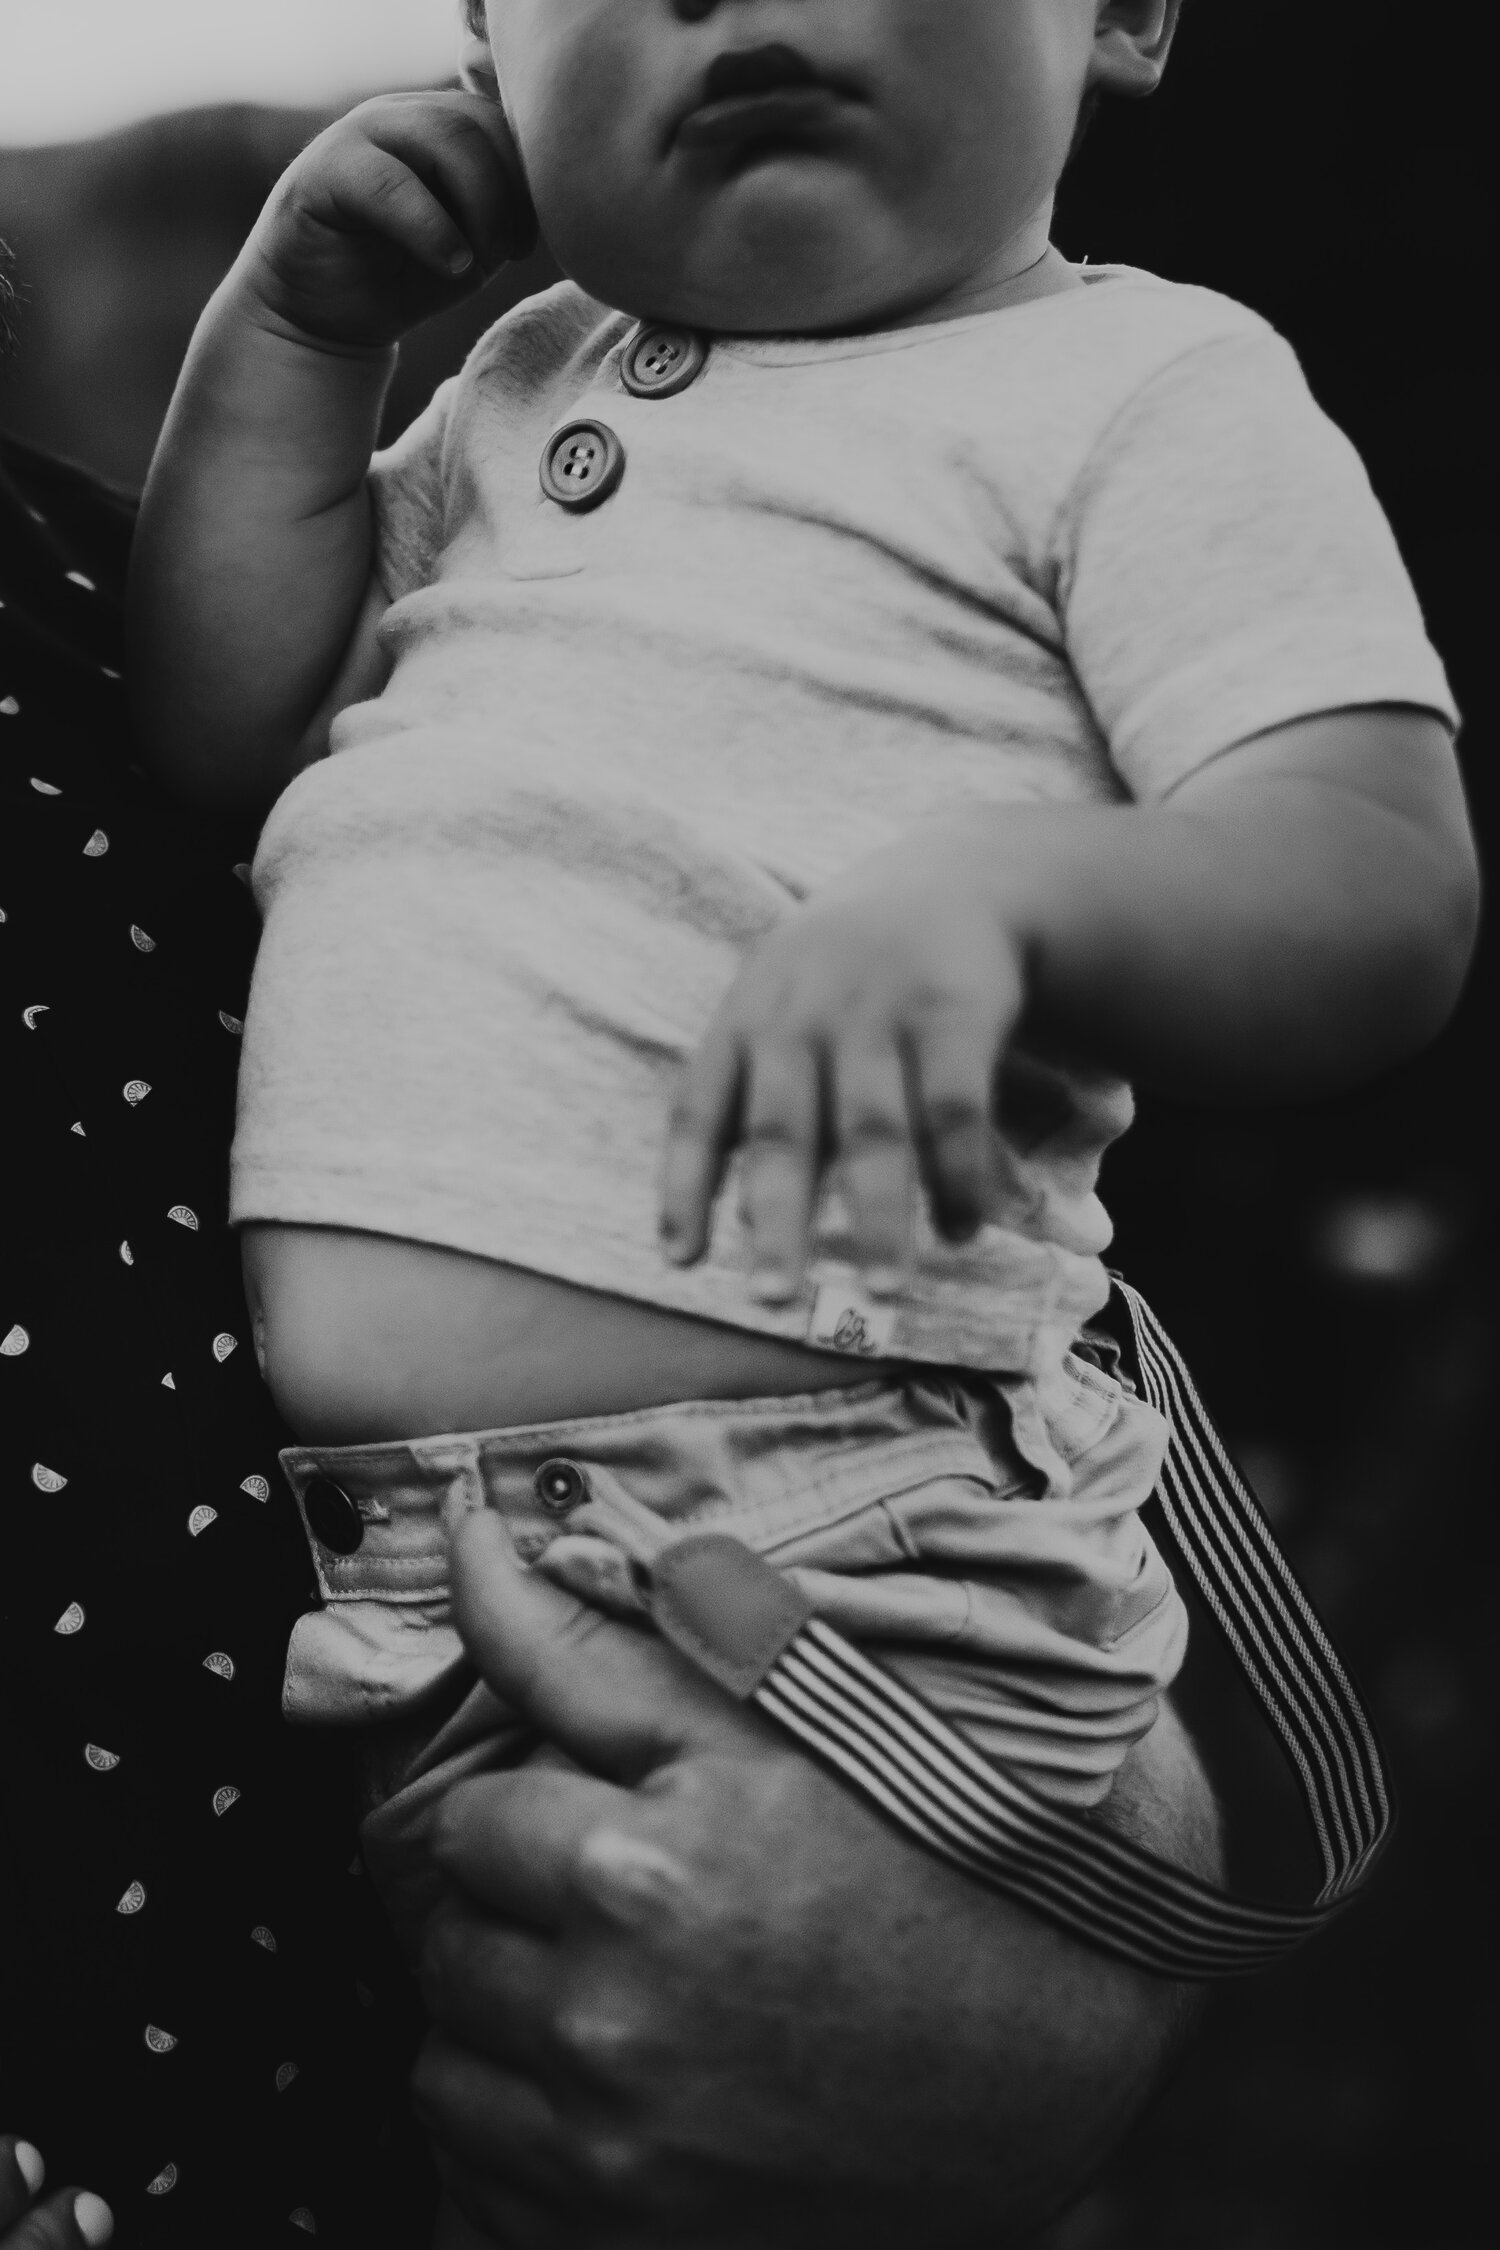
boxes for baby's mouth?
[672,44,861,156]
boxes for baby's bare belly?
[243,1223,897,1443]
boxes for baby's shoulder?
[918,268,1303,503]
[1066,266,1276,351]
[959,267,1287,424]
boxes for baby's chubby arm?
[128,94,534,813]
[661,708,1480,1301]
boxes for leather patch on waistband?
[646,1535,814,1700]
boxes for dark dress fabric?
[0,435,434,2246]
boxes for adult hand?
[0,2141,112,2249]
[415,1511,1218,2248]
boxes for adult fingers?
[0,2207,111,2250]
[413,2035,573,2205]
[431,1765,672,1930]
[0,2140,113,2250]
[449,1510,751,1782]
[419,2044,654,2250]
[830,1033,916,1293]
[0,2140,41,2234]
[427,2192,498,2250]
[419,1901,562,2065]
[908,1000,1011,1241]
[429,2151,573,2250]
[658,1025,743,1268]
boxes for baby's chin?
[540,167,950,338]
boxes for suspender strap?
[643,1281,1395,1981]
[1113,1281,1391,1906]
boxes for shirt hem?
[230,1159,1110,1380]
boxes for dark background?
[2,12,1493,2247]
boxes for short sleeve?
[1054,330,1459,801]
[368,375,461,604]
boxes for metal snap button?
[620,324,710,400]
[539,419,626,512]
[303,1474,364,1556]
[533,1458,588,1516]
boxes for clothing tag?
[806,1278,900,1358]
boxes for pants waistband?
[277,1370,1049,1607]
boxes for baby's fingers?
[832,1036,917,1295]
[659,1028,743,1269]
[360,98,535,270]
[736,1040,822,1303]
[909,1004,1009,1242]
[324,135,482,278]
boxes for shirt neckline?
[709,264,1152,367]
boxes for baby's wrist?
[230,245,400,369]
[166,262,396,505]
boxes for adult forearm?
[128,267,393,809]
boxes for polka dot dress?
[0,436,435,2245]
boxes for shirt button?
[303,1474,364,1555]
[539,419,626,511]
[533,1458,588,1515]
[620,324,710,399]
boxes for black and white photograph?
[2,3,1489,2245]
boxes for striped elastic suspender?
[738,1281,1393,1980]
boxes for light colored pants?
[281,1354,1187,1947]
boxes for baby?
[129,0,1474,1947]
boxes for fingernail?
[14,2141,44,2195]
[446,245,474,274]
[865,1265,904,1299]
[748,1266,796,1305]
[74,2192,115,2247]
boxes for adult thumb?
[449,1508,762,1782]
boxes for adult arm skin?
[413,1512,1223,2250]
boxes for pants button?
[534,1459,588,1515]
[303,1474,363,1555]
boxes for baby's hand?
[0,2137,113,2247]
[244,91,536,350]
[660,841,1025,1304]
